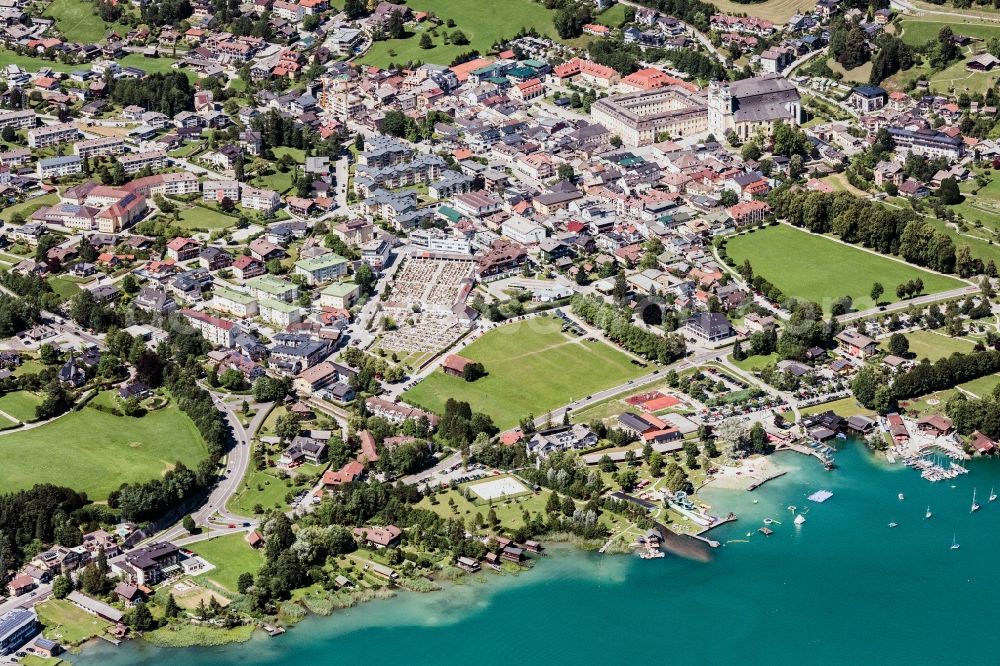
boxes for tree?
[165,593,181,618]
[720,189,738,207]
[52,574,73,599]
[887,332,909,357]
[462,362,485,382]
[870,282,884,305]
[557,164,575,181]
[355,262,375,294]
[937,177,962,205]
[182,514,197,534]
[39,343,60,365]
[275,412,301,442]
[126,604,157,632]
[419,33,433,49]
[237,572,255,594]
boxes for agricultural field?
[44,0,114,43]
[927,57,998,96]
[953,170,1000,232]
[360,0,559,68]
[900,18,1000,47]
[709,0,816,23]
[826,57,872,84]
[595,3,629,27]
[402,316,646,429]
[959,373,1000,398]
[0,392,207,499]
[0,390,44,422]
[188,534,264,594]
[724,224,965,314]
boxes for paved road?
[151,395,271,545]
[837,284,981,323]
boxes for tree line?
[770,187,961,276]
[571,294,687,363]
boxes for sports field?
[0,393,207,498]
[360,0,559,68]
[724,225,965,313]
[402,316,646,429]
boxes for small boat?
[898,493,905,501]
[888,518,898,528]
[972,488,981,514]
[991,487,997,502]
[787,505,796,512]
[763,518,774,525]
[951,534,960,550]
[925,506,932,520]
[794,514,806,525]
[752,499,759,504]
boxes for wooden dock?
[747,471,787,491]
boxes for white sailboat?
[925,506,932,520]
[794,513,806,525]
[898,493,905,501]
[991,487,997,502]
[971,488,981,514]
[888,518,898,528]
[951,534,960,550]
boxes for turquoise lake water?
[75,441,1000,665]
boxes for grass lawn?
[729,352,778,372]
[0,390,43,422]
[47,275,81,302]
[900,18,1000,47]
[0,48,85,73]
[188,534,264,594]
[176,205,238,231]
[360,0,560,68]
[44,0,114,43]
[898,389,958,417]
[228,467,297,515]
[251,168,294,195]
[36,599,111,646]
[596,3,629,27]
[416,484,552,529]
[12,359,43,377]
[724,224,965,314]
[887,329,975,363]
[960,373,1000,398]
[821,172,869,197]
[272,146,305,162]
[928,57,998,97]
[0,393,206,499]
[827,57,873,84]
[402,316,646,429]
[800,396,875,418]
[1,193,59,223]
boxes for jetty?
[263,624,286,637]
[747,471,787,491]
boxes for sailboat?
[991,487,997,502]
[898,493,905,501]
[794,513,806,525]
[925,506,932,520]
[888,519,898,528]
[951,534,960,550]
[971,488,981,514]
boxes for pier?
[747,471,787,491]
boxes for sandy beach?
[699,455,785,492]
